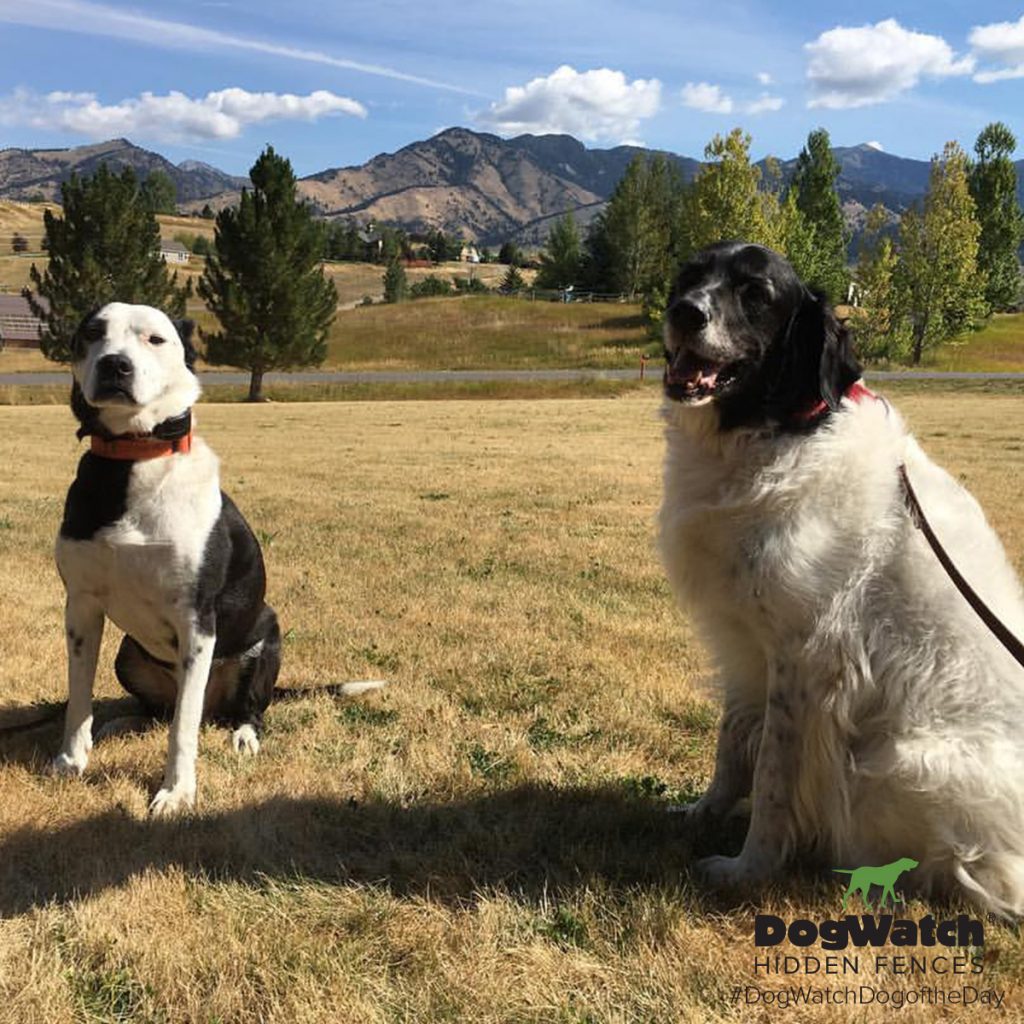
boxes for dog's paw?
[697,854,766,889]
[49,751,88,778]
[231,725,260,757]
[148,784,196,818]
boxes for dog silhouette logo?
[833,858,919,911]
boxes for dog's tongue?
[667,352,720,390]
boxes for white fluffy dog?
[659,242,1024,914]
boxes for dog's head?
[70,303,200,439]
[663,241,861,430]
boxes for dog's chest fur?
[56,440,222,662]
[658,402,902,647]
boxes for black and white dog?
[52,303,281,815]
[660,242,1024,914]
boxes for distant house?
[0,294,46,349]
[460,245,481,264]
[159,239,191,265]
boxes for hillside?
[4,130,1024,247]
[0,138,248,203]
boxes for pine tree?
[788,128,849,302]
[140,169,178,215]
[382,255,408,302]
[498,241,522,267]
[500,264,525,293]
[896,142,987,365]
[28,165,189,362]
[969,122,1024,312]
[589,153,679,297]
[198,146,337,401]
[535,212,582,290]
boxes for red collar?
[794,380,877,424]
[91,431,193,461]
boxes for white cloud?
[680,82,733,114]
[0,87,366,143]
[680,82,782,116]
[970,15,1024,82]
[479,66,661,143]
[0,0,480,96]
[746,94,784,115]
[805,18,974,108]
[757,72,774,86]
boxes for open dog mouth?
[664,350,739,402]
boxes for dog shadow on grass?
[0,697,157,771]
[0,759,755,917]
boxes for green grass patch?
[323,295,653,371]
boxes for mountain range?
[2,129,1021,246]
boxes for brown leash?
[898,463,1024,670]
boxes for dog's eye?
[740,281,772,309]
[148,334,166,346]
[84,321,105,342]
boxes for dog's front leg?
[149,620,215,817]
[680,700,761,823]
[698,665,805,887]
[51,594,105,776]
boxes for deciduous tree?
[896,142,986,365]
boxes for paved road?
[5,368,1024,387]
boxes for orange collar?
[90,431,193,460]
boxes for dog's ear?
[172,318,198,372]
[791,289,861,411]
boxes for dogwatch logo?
[734,857,1007,1011]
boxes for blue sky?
[1,0,1023,176]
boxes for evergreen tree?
[498,241,522,266]
[589,153,679,297]
[28,164,189,362]
[851,204,904,361]
[140,169,178,215]
[896,142,986,365]
[969,122,1024,312]
[198,146,337,401]
[500,264,525,293]
[788,128,849,302]
[382,255,408,302]
[535,212,582,290]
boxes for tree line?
[25,126,1024,400]
[28,151,333,401]
[532,124,1024,364]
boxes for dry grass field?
[2,392,1024,1022]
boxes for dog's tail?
[273,680,389,702]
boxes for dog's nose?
[96,353,134,381]
[669,300,709,332]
